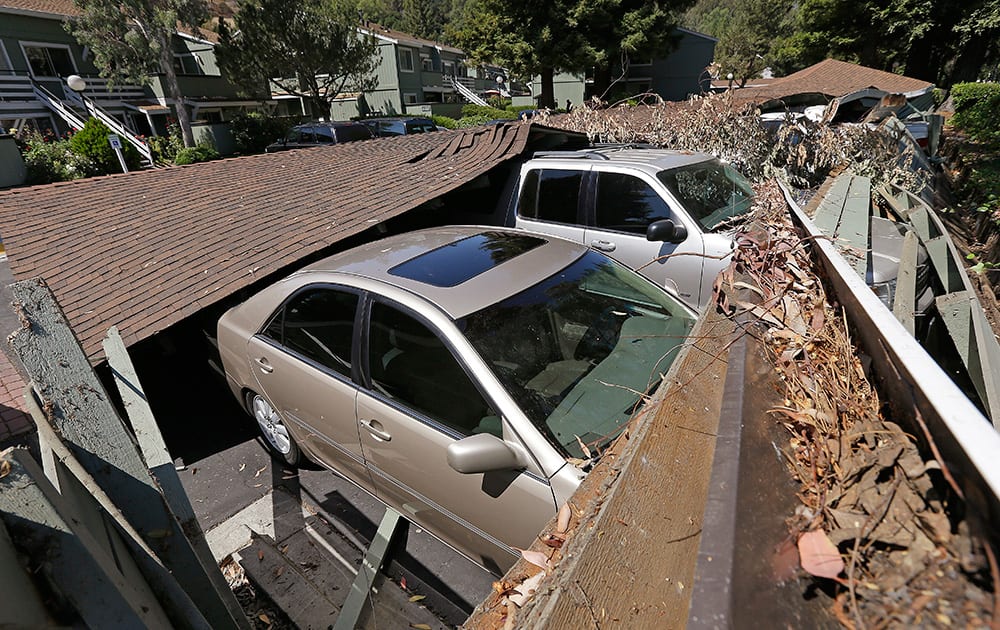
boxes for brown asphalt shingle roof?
[731,58,934,104]
[0,123,570,361]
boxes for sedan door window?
[368,302,501,438]
[594,171,673,234]
[262,287,358,378]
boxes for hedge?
[951,82,1000,143]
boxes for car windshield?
[459,251,696,459]
[657,159,755,232]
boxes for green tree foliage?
[684,0,797,80]
[572,0,697,98]
[951,82,1000,143]
[450,0,591,108]
[357,0,404,30]
[452,0,692,106]
[782,0,1000,85]
[67,0,207,147]
[401,0,447,40]
[217,0,380,119]
[69,118,141,174]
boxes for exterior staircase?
[447,75,489,107]
[31,79,154,167]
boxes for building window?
[399,48,414,72]
[0,42,12,75]
[442,62,454,76]
[173,53,203,75]
[22,43,76,78]
[403,93,418,104]
[421,57,433,72]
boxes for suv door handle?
[254,357,274,373]
[360,419,392,442]
[591,240,616,252]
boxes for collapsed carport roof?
[0,123,584,361]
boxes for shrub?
[950,82,1000,143]
[16,128,95,184]
[455,115,492,128]
[173,143,220,165]
[460,104,514,120]
[431,115,458,129]
[69,117,141,174]
[229,112,293,154]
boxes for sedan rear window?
[460,251,696,458]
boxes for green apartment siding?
[1,13,90,74]
[647,31,715,101]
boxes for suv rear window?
[518,169,583,224]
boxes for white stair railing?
[31,81,87,129]
[446,75,489,106]
[64,90,152,165]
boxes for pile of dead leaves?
[540,93,930,194]
[717,180,997,628]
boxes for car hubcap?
[252,395,291,454]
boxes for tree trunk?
[590,64,612,102]
[158,34,195,148]
[539,67,555,109]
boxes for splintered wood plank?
[893,230,919,335]
[0,448,173,628]
[6,278,242,629]
[102,326,250,629]
[936,293,1000,428]
[839,175,873,278]
[811,173,853,235]
[926,236,966,294]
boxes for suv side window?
[594,171,672,234]
[518,169,583,224]
[368,302,500,438]
[314,127,336,143]
[263,287,358,378]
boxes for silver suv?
[218,227,696,573]
[509,147,755,310]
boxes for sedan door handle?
[360,419,392,442]
[254,357,274,373]
[591,240,616,252]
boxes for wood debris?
[717,180,996,627]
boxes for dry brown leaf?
[258,613,271,624]
[257,550,264,562]
[410,624,433,630]
[798,529,844,579]
[0,460,9,479]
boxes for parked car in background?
[361,117,440,137]
[217,226,696,573]
[265,121,375,152]
[507,147,756,310]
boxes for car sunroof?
[388,232,546,287]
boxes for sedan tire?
[246,390,301,467]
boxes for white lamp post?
[66,74,87,95]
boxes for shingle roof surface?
[732,58,933,104]
[0,0,77,15]
[0,123,553,361]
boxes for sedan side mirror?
[647,219,688,244]
[447,433,526,474]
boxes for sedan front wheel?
[246,391,301,467]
